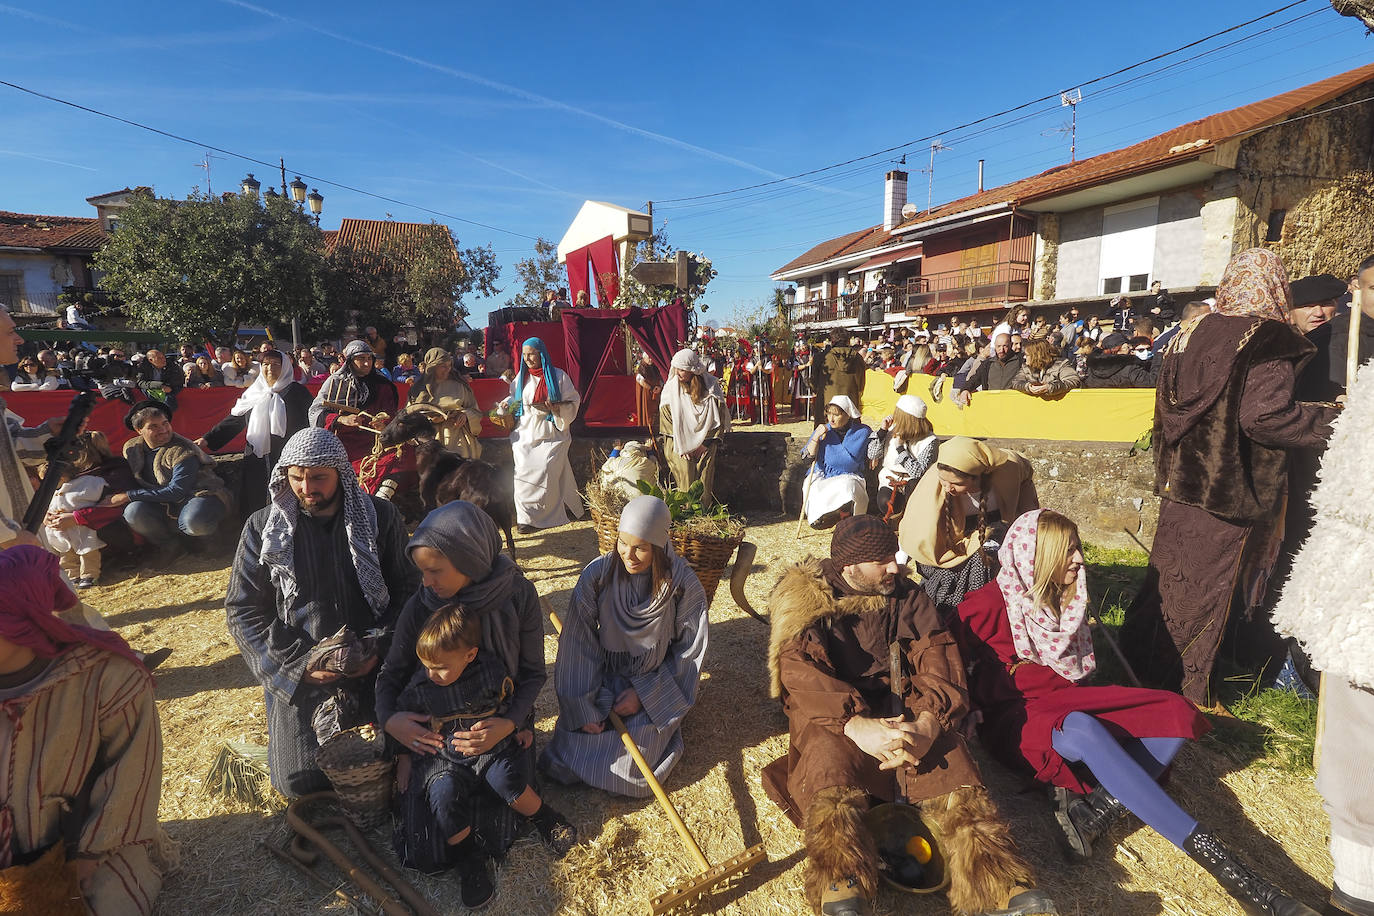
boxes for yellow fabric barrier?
[856,370,1155,443]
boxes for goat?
[379,406,516,556]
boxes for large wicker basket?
[316,724,392,830]
[589,506,744,605]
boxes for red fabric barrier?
[5,379,520,453]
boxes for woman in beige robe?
[408,347,483,459]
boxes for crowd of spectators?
[1,320,495,585]
[0,324,497,401]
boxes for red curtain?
[587,235,620,306]
[565,246,590,305]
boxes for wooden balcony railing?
[903,261,1031,314]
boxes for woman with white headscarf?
[197,348,312,515]
[800,394,871,529]
[659,348,730,507]
[499,337,582,531]
[541,495,709,797]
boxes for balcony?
[903,261,1031,315]
[8,287,119,319]
[791,293,864,326]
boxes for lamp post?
[243,167,326,350]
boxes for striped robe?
[0,644,164,915]
[540,554,709,797]
[226,496,417,797]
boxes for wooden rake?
[548,608,767,914]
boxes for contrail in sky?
[220,0,839,194]
[0,149,98,171]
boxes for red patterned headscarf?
[1214,248,1292,323]
[0,546,143,669]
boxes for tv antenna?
[920,139,951,213]
[194,150,224,194]
[1056,89,1082,162]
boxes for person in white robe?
[659,348,730,508]
[499,337,582,531]
[540,496,708,797]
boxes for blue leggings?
[1050,711,1197,848]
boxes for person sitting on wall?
[109,401,230,563]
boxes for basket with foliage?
[585,476,745,604]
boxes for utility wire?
[654,0,1324,206]
[0,77,539,241]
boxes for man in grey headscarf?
[308,339,400,465]
[226,427,417,796]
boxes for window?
[1098,197,1158,296]
[1102,277,1122,295]
[1265,209,1287,243]
[0,272,23,311]
[1128,273,1150,292]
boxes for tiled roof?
[893,60,1374,232]
[773,225,888,275]
[0,211,96,250]
[48,221,108,252]
[327,218,459,273]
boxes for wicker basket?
[589,506,744,605]
[316,724,392,830]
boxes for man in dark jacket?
[954,333,1023,404]
[1083,332,1156,388]
[132,347,184,408]
[821,328,866,414]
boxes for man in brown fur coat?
[763,515,1056,916]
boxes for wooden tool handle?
[549,608,710,872]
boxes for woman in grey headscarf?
[540,495,709,797]
[374,501,546,873]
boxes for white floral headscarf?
[996,509,1095,682]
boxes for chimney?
[978,160,985,193]
[883,169,909,230]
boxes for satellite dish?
[901,202,918,219]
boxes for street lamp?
[306,188,323,225]
[289,176,307,204]
[240,173,261,198]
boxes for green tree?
[371,223,500,333]
[93,189,324,340]
[505,237,562,309]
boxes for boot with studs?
[1183,829,1320,916]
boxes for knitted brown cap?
[830,515,898,569]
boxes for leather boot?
[1052,785,1127,859]
[1326,885,1374,916]
[818,875,867,916]
[1183,829,1320,916]
[803,787,877,915]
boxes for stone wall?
[217,431,1158,551]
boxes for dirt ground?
[88,465,1334,915]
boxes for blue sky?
[2,0,1372,326]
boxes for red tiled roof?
[0,211,95,250]
[894,60,1374,232]
[327,218,459,273]
[48,221,108,252]
[773,225,888,275]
